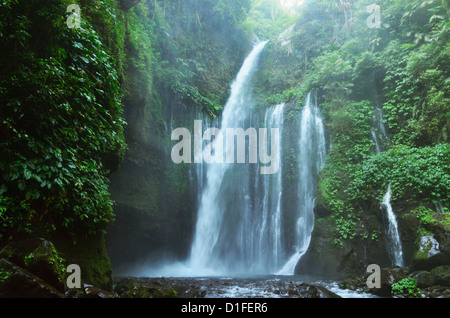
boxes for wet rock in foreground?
[113,277,342,298]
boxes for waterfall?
[191,112,217,209]
[148,44,327,277]
[278,92,327,275]
[381,184,404,267]
[258,103,285,271]
[371,130,381,155]
[371,109,404,267]
[371,108,387,155]
[188,41,271,274]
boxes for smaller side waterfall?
[381,184,404,267]
[371,130,381,155]
[372,109,404,267]
[371,108,387,155]
[277,92,326,275]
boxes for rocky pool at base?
[112,275,378,298]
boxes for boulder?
[0,258,64,298]
[413,265,450,289]
[314,203,332,219]
[82,285,118,298]
[114,277,179,298]
[369,267,408,297]
[421,286,450,298]
[295,217,372,277]
[0,237,65,291]
[411,222,450,271]
[305,285,341,298]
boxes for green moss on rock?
[114,278,178,298]
[52,231,113,291]
[0,258,64,298]
[0,237,66,292]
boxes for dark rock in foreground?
[0,258,64,298]
[305,285,341,298]
[0,237,66,292]
[113,276,343,298]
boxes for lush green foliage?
[255,0,449,247]
[391,277,421,297]
[0,0,126,238]
[411,205,450,233]
[243,0,298,40]
[326,0,448,245]
[0,268,12,284]
[325,143,450,244]
[315,100,377,244]
[349,144,450,205]
[252,0,351,106]
[383,37,449,146]
[147,0,252,116]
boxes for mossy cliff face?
[52,231,114,291]
[105,1,252,272]
[295,197,421,277]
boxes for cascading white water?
[278,92,326,275]
[371,130,381,155]
[381,184,404,267]
[371,108,387,155]
[192,113,217,209]
[188,41,270,274]
[257,103,285,271]
[145,45,327,278]
[370,109,404,267]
